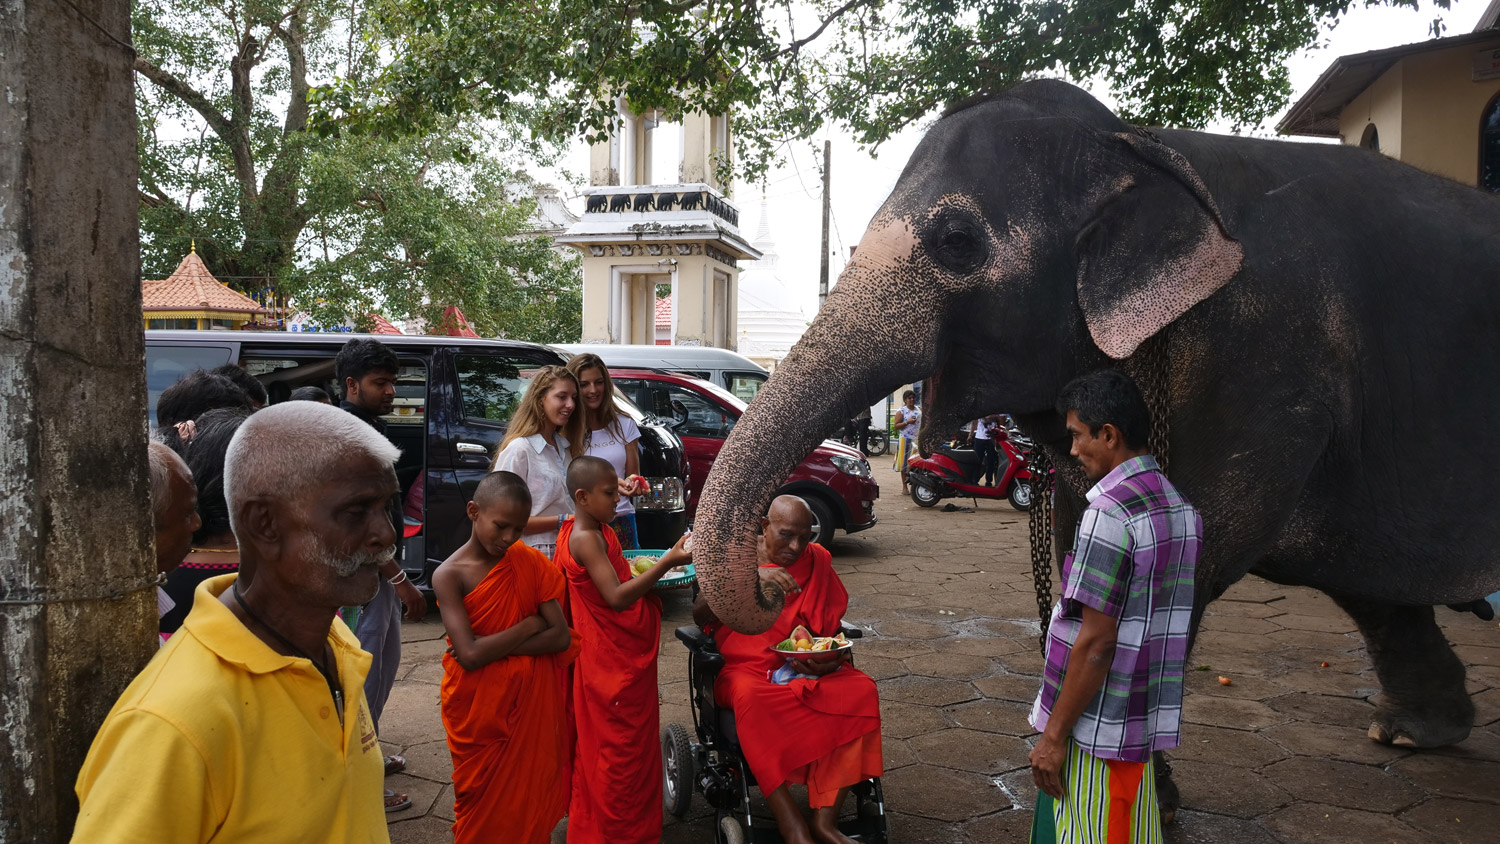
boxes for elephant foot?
[1153,751,1178,826]
[1331,596,1475,749]
[1367,700,1472,748]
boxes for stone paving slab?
[383,469,1500,842]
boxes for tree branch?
[780,0,875,57]
[133,57,233,140]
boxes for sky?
[549,1,1492,318]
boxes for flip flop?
[383,754,407,776]
[384,788,412,813]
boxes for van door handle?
[456,442,488,454]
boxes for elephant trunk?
[694,220,940,632]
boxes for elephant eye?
[928,219,988,274]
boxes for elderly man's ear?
[235,499,283,555]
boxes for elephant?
[633,192,655,212]
[693,78,1500,761]
[585,193,608,213]
[608,193,631,212]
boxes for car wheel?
[662,723,694,818]
[1008,480,1034,511]
[800,494,837,547]
[911,481,941,508]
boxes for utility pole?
[818,140,831,311]
[0,1,156,840]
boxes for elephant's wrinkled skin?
[694,80,1500,750]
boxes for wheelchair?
[662,623,890,844]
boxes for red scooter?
[907,433,1036,511]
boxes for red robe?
[711,543,883,798]
[556,518,663,844]
[440,543,581,844]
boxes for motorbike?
[840,422,891,457]
[907,430,1036,511]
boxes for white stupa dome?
[737,198,810,367]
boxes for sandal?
[383,755,407,777]
[384,788,412,813]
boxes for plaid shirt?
[1029,455,1201,762]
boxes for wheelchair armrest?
[676,625,716,650]
[838,621,864,639]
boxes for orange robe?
[440,543,581,844]
[711,543,883,805]
[555,518,663,844]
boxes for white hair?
[147,440,190,525]
[224,402,401,537]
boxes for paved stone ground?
[384,469,1500,843]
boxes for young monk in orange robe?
[694,495,882,844]
[434,471,581,844]
[556,456,691,844]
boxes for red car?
[610,369,879,546]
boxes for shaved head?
[474,470,532,512]
[566,455,617,496]
[761,495,814,566]
[768,495,814,530]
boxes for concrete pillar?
[0,0,156,840]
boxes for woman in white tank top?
[567,353,649,549]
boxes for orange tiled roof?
[441,305,480,338]
[368,314,404,335]
[655,296,672,327]
[142,251,266,315]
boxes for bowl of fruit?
[622,549,695,589]
[770,625,853,663]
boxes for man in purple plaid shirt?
[1028,370,1202,843]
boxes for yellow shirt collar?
[182,573,371,677]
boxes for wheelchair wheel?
[662,723,694,818]
[718,815,747,844]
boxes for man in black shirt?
[336,338,427,812]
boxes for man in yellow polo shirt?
[72,402,403,843]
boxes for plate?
[769,639,854,663]
[622,549,696,590]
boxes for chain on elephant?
[1025,332,1173,650]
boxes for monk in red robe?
[556,456,692,843]
[434,471,580,844]
[693,495,882,844]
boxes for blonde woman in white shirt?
[490,365,587,556]
[566,353,650,549]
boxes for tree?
[324,0,1452,180]
[294,127,583,342]
[133,0,579,339]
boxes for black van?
[144,330,689,585]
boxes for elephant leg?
[1153,751,1178,826]
[1330,595,1473,747]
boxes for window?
[145,344,233,423]
[615,381,736,438]
[147,318,199,330]
[455,354,538,424]
[726,371,766,403]
[1482,94,1500,193]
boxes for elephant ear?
[1076,130,1243,359]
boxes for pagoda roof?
[142,250,266,316]
[367,314,404,335]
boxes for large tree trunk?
[0,0,155,839]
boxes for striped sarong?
[893,435,915,473]
[1031,740,1161,844]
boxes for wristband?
[388,571,408,586]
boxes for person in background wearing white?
[491,366,587,557]
[894,390,922,495]
[968,414,999,487]
[566,353,650,549]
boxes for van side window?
[455,354,533,423]
[726,371,766,403]
[146,345,233,423]
[660,384,735,439]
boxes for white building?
[735,199,810,371]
